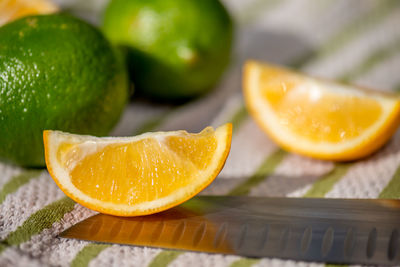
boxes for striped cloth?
[1,0,400,266]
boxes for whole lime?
[0,14,128,167]
[102,0,233,100]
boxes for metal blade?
[61,196,400,265]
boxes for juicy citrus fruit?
[102,0,233,100]
[0,0,58,26]
[243,61,400,161]
[44,124,232,216]
[0,14,128,167]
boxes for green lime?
[0,14,129,167]
[102,0,233,100]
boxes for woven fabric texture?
[1,0,400,266]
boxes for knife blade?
[60,196,400,265]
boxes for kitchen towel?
[1,0,400,266]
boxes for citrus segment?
[0,0,58,26]
[44,124,232,216]
[244,61,400,161]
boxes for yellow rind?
[243,60,400,161]
[44,124,232,216]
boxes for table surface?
[1,0,400,266]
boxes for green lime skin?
[102,0,233,100]
[0,14,129,167]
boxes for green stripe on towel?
[303,164,352,198]
[229,105,249,134]
[0,170,42,205]
[340,38,400,83]
[228,149,288,196]
[230,258,260,267]
[148,251,183,267]
[70,244,111,267]
[2,197,75,247]
[379,165,400,198]
[291,0,400,68]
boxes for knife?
[61,196,400,265]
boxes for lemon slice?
[243,61,400,161]
[44,124,231,216]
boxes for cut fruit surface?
[0,0,58,26]
[243,61,400,161]
[44,124,232,216]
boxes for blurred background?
[49,0,400,135]
[3,0,399,136]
